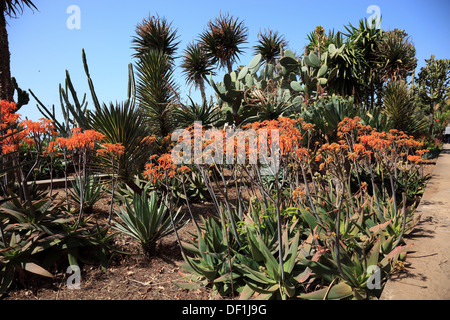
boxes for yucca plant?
[135,50,178,139]
[382,80,427,136]
[133,14,180,143]
[132,14,179,60]
[113,188,186,257]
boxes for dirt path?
[381,144,450,300]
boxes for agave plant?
[0,190,116,294]
[177,213,240,296]
[113,188,187,257]
[90,101,154,192]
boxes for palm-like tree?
[132,14,180,143]
[376,29,417,83]
[254,29,288,65]
[382,80,427,135]
[136,50,178,139]
[180,42,215,103]
[0,0,37,101]
[132,14,179,60]
[343,18,384,108]
[199,12,248,73]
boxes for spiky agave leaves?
[199,12,248,73]
[382,80,427,135]
[113,189,186,257]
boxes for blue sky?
[6,0,450,121]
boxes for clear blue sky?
[6,0,450,121]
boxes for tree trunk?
[429,100,435,136]
[199,79,206,104]
[0,9,14,102]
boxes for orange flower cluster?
[316,117,429,173]
[21,118,56,136]
[96,143,126,157]
[243,117,307,156]
[143,153,191,184]
[0,101,20,130]
[56,128,105,151]
[1,101,22,154]
[20,118,58,147]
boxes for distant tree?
[132,14,180,140]
[132,14,179,60]
[416,55,450,135]
[180,42,215,103]
[376,29,417,83]
[199,12,248,73]
[0,0,37,102]
[254,29,288,65]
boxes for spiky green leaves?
[254,30,288,65]
[181,42,215,102]
[135,50,178,138]
[132,14,180,60]
[199,12,248,73]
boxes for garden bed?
[2,162,436,301]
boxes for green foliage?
[69,176,104,213]
[0,192,115,295]
[301,95,392,140]
[382,80,428,136]
[416,55,450,135]
[135,50,178,138]
[90,101,154,182]
[113,188,187,257]
[132,14,180,60]
[173,97,221,129]
[199,12,248,73]
[254,29,288,65]
[181,42,215,102]
[211,50,300,125]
